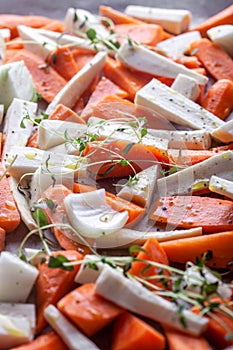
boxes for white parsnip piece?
[135,78,223,131]
[207,25,233,57]
[124,6,191,34]
[117,42,208,85]
[95,267,208,336]
[0,315,33,349]
[171,74,200,101]
[212,118,233,142]
[209,175,233,200]
[46,51,107,115]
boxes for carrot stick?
[202,79,233,120]
[26,132,39,149]
[73,183,146,226]
[112,311,166,350]
[0,166,20,233]
[0,14,54,39]
[0,227,6,252]
[128,237,170,289]
[192,4,233,37]
[189,38,233,81]
[10,331,68,350]
[8,49,66,103]
[168,149,226,166]
[49,103,85,124]
[114,23,164,46]
[72,49,95,72]
[99,5,143,25]
[164,327,212,350]
[57,283,123,337]
[47,47,78,81]
[150,196,233,233]
[36,249,83,334]
[42,20,64,33]
[160,231,233,268]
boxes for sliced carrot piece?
[8,49,66,103]
[0,14,54,39]
[73,183,146,226]
[0,167,20,233]
[114,23,164,46]
[4,48,23,63]
[192,4,233,37]
[6,37,23,50]
[58,283,123,337]
[42,20,64,33]
[175,56,201,69]
[48,103,85,124]
[26,132,39,149]
[47,47,78,81]
[160,231,233,268]
[189,38,233,81]
[10,331,68,350]
[150,196,233,233]
[128,237,170,289]
[36,249,83,334]
[202,79,233,120]
[112,312,165,350]
[103,57,154,100]
[99,5,143,25]
[168,149,226,166]
[72,48,95,72]
[164,327,212,350]
[0,227,6,252]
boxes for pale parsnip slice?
[211,118,233,142]
[148,129,211,150]
[37,119,87,150]
[135,78,223,131]
[46,142,81,156]
[2,98,37,168]
[156,31,201,59]
[0,314,32,349]
[64,189,129,238]
[0,303,36,334]
[44,304,100,350]
[24,248,47,266]
[0,252,39,303]
[117,42,208,85]
[171,73,200,101]
[207,25,233,57]
[124,6,191,34]
[46,51,107,115]
[17,25,56,60]
[74,255,110,284]
[95,267,208,336]
[209,175,233,200]
[157,151,233,196]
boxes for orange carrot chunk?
[42,20,65,33]
[0,166,20,233]
[129,237,170,289]
[72,48,95,72]
[168,149,226,166]
[164,327,212,350]
[10,331,68,350]
[192,4,233,37]
[202,79,233,120]
[150,196,233,233]
[36,249,83,334]
[99,5,143,25]
[112,311,166,350]
[58,283,123,337]
[189,38,233,81]
[160,231,233,269]
[47,47,78,81]
[48,103,85,124]
[0,227,6,252]
[8,49,66,103]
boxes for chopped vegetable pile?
[0,3,232,350]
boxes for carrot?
[99,5,143,25]
[160,231,233,268]
[168,149,226,166]
[150,196,233,233]
[175,56,201,69]
[128,237,170,289]
[48,103,85,124]
[26,132,39,149]
[47,47,78,81]
[0,227,6,252]
[112,311,165,350]
[36,249,83,334]
[57,283,123,337]
[202,79,233,120]
[83,140,167,179]
[73,183,146,226]
[114,23,164,46]
[72,48,95,72]
[6,37,24,50]
[8,49,66,103]
[189,39,233,81]
[0,166,20,233]
[192,4,233,37]
[0,14,53,39]
[4,48,23,62]
[10,331,68,350]
[42,20,65,33]
[103,57,154,100]
[163,327,212,350]
[81,76,128,119]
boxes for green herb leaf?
[45,198,57,212]
[87,262,99,270]
[123,142,135,155]
[48,255,74,271]
[190,48,199,55]
[19,254,27,262]
[32,208,48,227]
[86,28,97,41]
[129,245,147,256]
[141,128,147,138]
[73,12,78,23]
